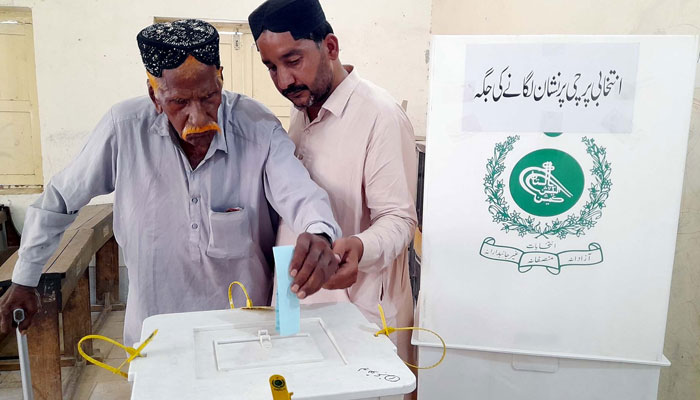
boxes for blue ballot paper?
[273,245,300,336]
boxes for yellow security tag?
[269,374,293,400]
[78,329,158,379]
[374,304,446,370]
[228,281,274,311]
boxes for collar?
[319,65,360,118]
[212,103,229,154]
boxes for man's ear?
[148,81,163,114]
[324,34,340,60]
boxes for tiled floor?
[0,311,131,400]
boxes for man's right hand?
[0,283,41,335]
[323,236,363,290]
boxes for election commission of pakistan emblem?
[479,135,610,275]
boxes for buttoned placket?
[297,126,309,163]
[297,109,328,165]
[174,134,225,266]
[188,167,203,265]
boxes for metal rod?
[13,309,33,400]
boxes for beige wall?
[431,1,700,399]
[432,0,700,35]
[0,0,432,230]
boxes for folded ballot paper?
[273,246,300,336]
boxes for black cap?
[137,19,220,77]
[248,0,328,41]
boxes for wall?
[0,0,431,226]
[431,1,700,399]
[0,0,432,300]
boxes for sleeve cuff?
[352,232,380,270]
[11,260,45,287]
[305,221,340,242]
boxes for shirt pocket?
[206,208,254,259]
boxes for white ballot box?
[128,303,415,400]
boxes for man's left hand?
[323,236,363,290]
[289,233,340,299]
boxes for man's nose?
[277,67,295,91]
[187,102,211,128]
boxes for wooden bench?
[0,204,119,400]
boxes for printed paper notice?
[462,43,639,134]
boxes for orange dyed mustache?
[182,122,221,140]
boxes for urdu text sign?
[462,43,639,134]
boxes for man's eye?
[173,98,188,105]
[267,65,277,73]
[288,58,300,66]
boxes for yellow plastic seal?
[77,329,158,379]
[269,374,294,399]
[374,304,446,370]
[228,281,274,311]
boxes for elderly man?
[249,0,418,362]
[0,19,341,346]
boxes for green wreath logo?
[483,136,612,239]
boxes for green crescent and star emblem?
[479,136,611,275]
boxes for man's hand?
[0,283,41,335]
[289,233,340,299]
[323,236,363,290]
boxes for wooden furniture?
[0,204,120,400]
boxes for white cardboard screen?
[419,35,698,363]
